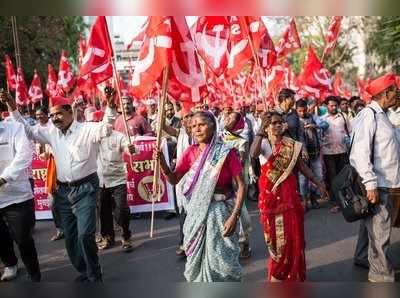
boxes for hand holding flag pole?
[150,65,170,238]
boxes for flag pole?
[242,19,267,111]
[104,17,133,146]
[150,65,169,238]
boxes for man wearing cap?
[1,92,117,282]
[114,95,153,137]
[386,77,400,131]
[90,110,135,252]
[145,98,158,125]
[350,73,400,282]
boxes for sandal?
[329,206,340,213]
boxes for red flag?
[127,18,149,50]
[28,69,43,103]
[332,71,350,97]
[57,50,75,93]
[225,16,264,79]
[131,16,172,99]
[78,34,87,67]
[258,24,277,70]
[275,18,301,59]
[299,47,332,99]
[264,64,285,103]
[357,78,372,103]
[168,16,208,103]
[46,64,58,97]
[15,67,30,105]
[4,55,17,90]
[323,16,343,56]
[194,16,230,77]
[79,16,113,78]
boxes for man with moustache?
[1,90,116,283]
[350,74,400,282]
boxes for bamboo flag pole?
[110,60,133,145]
[11,16,21,69]
[150,65,169,238]
[242,18,268,111]
[104,17,133,146]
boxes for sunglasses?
[271,120,282,125]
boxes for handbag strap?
[348,107,377,164]
[340,112,351,137]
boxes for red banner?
[32,155,52,220]
[124,136,174,213]
[33,137,174,220]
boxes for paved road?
[2,200,400,282]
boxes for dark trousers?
[0,199,41,280]
[323,153,349,201]
[54,175,101,281]
[99,184,131,241]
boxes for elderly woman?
[156,111,245,282]
[251,112,327,282]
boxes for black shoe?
[28,272,41,282]
[354,260,370,269]
[74,275,89,283]
[310,200,321,209]
[164,212,176,220]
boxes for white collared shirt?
[350,101,400,190]
[11,108,116,183]
[0,121,33,209]
[97,131,129,188]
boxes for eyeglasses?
[271,121,282,125]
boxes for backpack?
[301,116,320,160]
[331,107,377,222]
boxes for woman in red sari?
[251,112,327,282]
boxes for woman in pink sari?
[154,111,246,282]
[251,112,327,282]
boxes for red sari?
[258,137,306,282]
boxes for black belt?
[57,173,97,188]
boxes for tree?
[366,16,400,74]
[0,16,87,90]
[267,17,359,86]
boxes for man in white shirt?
[320,96,351,213]
[90,110,135,252]
[0,116,41,282]
[1,91,116,283]
[350,74,400,282]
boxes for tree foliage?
[267,16,360,86]
[367,16,400,73]
[0,16,87,90]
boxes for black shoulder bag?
[331,108,377,222]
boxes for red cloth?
[49,96,71,108]
[366,73,396,96]
[258,144,306,282]
[175,144,242,189]
[114,114,154,137]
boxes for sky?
[110,16,282,45]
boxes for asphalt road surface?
[1,200,400,282]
